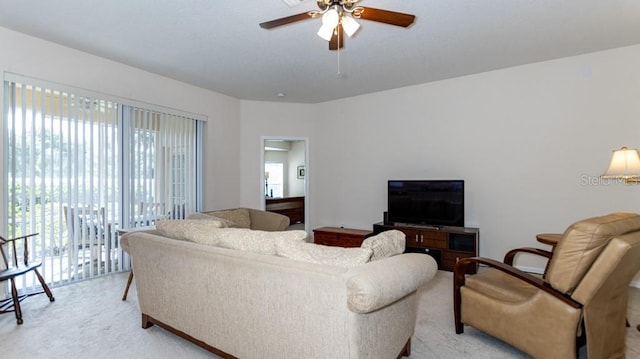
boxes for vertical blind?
[124,106,199,224]
[3,77,202,291]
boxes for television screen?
[387,180,464,227]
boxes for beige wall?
[240,45,640,276]
[239,101,316,207]
[3,23,640,277]
[287,141,306,197]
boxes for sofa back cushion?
[205,208,251,228]
[212,229,307,255]
[186,212,237,228]
[547,212,640,294]
[361,230,406,261]
[155,219,226,242]
[276,239,373,268]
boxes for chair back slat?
[0,237,8,272]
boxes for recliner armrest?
[503,247,553,265]
[453,257,581,309]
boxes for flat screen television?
[387,180,464,228]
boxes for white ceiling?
[0,0,639,103]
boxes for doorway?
[260,137,309,233]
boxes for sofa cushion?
[361,230,406,261]
[208,208,251,228]
[186,212,237,228]
[212,229,308,255]
[155,219,226,241]
[276,239,373,268]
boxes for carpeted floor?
[2,270,640,358]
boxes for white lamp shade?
[317,24,335,41]
[341,15,360,37]
[602,147,640,179]
[317,9,339,41]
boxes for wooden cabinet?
[266,196,304,224]
[313,227,372,248]
[373,222,479,273]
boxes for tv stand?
[397,223,442,230]
[373,222,479,273]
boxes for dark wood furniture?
[313,227,372,247]
[0,233,55,324]
[373,222,479,273]
[266,196,305,224]
[536,233,562,247]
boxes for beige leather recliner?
[453,212,640,359]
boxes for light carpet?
[2,270,640,358]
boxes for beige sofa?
[122,228,437,359]
[200,207,290,231]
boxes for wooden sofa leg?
[397,338,411,358]
[122,270,134,301]
[142,313,154,329]
[403,338,411,357]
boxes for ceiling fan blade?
[259,12,313,29]
[357,7,415,27]
[329,24,344,50]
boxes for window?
[3,75,203,289]
[264,162,284,198]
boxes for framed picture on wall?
[297,166,305,179]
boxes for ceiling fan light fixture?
[261,1,416,50]
[341,15,360,37]
[317,24,336,41]
[317,8,339,41]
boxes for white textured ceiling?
[0,0,639,103]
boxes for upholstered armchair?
[453,212,640,358]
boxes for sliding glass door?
[3,77,202,291]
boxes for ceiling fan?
[259,0,416,50]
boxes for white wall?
[288,141,305,197]
[0,26,242,212]
[239,101,316,208]
[3,23,639,275]
[240,45,640,273]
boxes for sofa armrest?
[345,253,438,314]
[120,229,162,254]
[247,208,290,231]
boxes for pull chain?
[337,27,342,78]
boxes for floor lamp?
[602,146,640,331]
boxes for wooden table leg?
[122,270,134,301]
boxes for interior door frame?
[260,136,309,233]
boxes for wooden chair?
[63,205,104,271]
[453,212,640,358]
[0,233,55,324]
[137,202,165,226]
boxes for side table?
[536,233,562,248]
[313,227,372,247]
[536,233,562,278]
